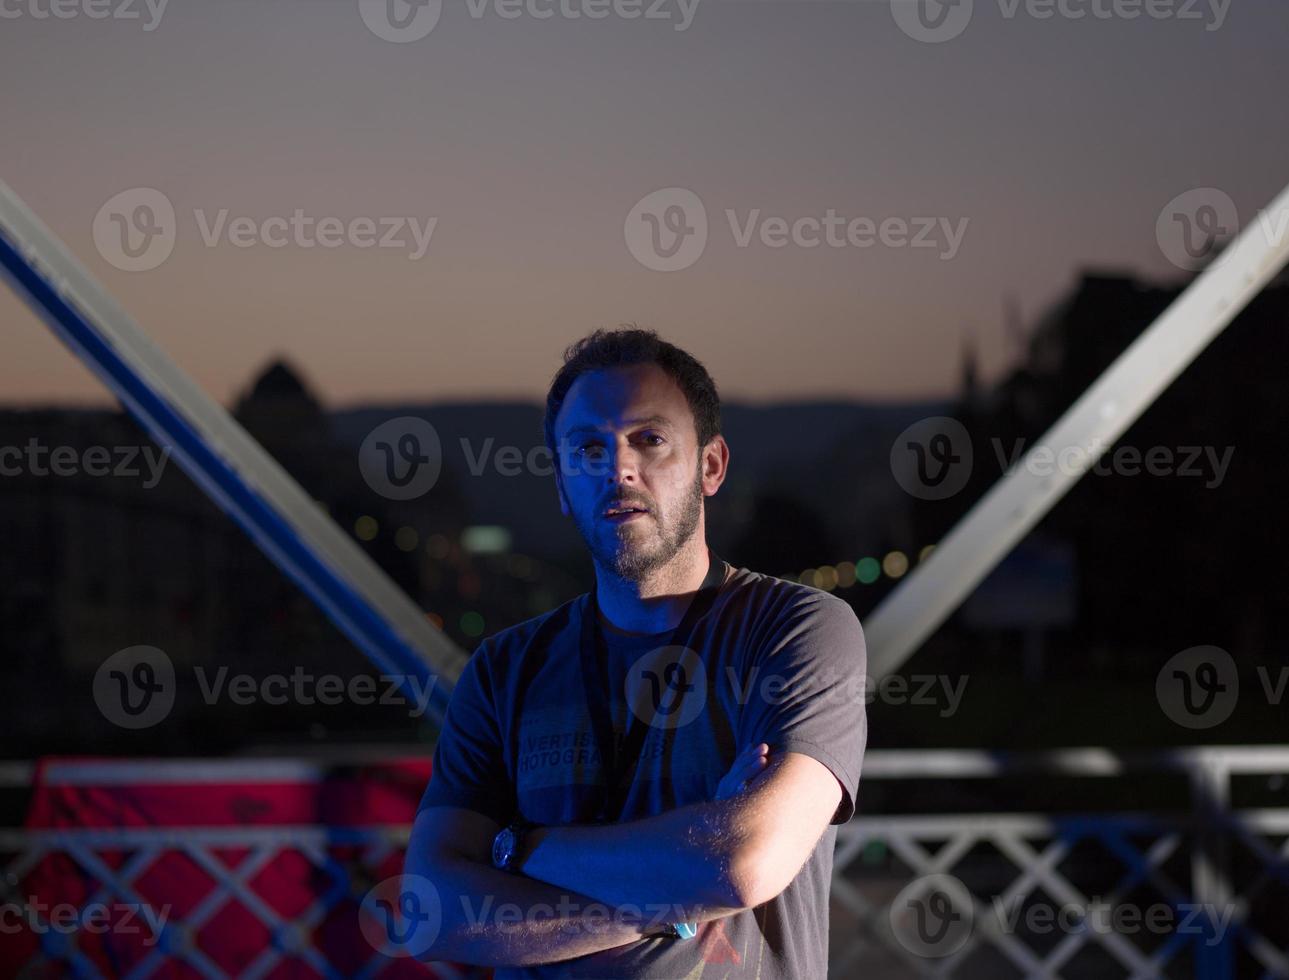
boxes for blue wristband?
[669,921,698,940]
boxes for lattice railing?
[829,748,1289,979]
[0,825,471,980]
[2,749,1287,978]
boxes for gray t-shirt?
[418,557,868,979]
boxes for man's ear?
[701,434,730,497]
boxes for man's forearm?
[419,852,662,967]
[519,797,753,914]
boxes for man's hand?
[404,806,661,967]
[715,742,770,801]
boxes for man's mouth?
[602,505,650,523]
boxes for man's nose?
[605,442,641,484]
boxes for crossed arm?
[404,749,844,967]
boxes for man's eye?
[641,434,665,446]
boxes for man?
[403,327,867,978]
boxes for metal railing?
[2,748,1287,979]
[833,747,1289,979]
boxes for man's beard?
[577,466,704,583]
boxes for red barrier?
[6,757,486,979]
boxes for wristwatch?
[661,921,699,940]
[491,819,535,873]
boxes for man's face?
[553,363,719,582]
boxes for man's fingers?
[715,745,772,800]
[720,744,770,793]
[732,746,770,780]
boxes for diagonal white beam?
[0,178,467,718]
[866,182,1289,677]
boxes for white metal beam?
[0,179,467,718]
[866,182,1289,677]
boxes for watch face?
[493,828,515,869]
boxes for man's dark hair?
[543,327,721,459]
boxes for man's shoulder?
[723,563,861,628]
[469,591,586,670]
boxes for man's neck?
[594,542,714,635]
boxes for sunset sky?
[2,0,1287,408]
